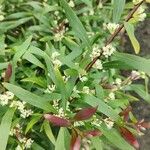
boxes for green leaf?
[11,36,32,83]
[4,83,56,113]
[91,137,103,150]
[113,52,150,74]
[55,128,70,150]
[0,108,15,150]
[127,84,150,103]
[25,115,42,134]
[99,124,135,150]
[23,52,45,69]
[83,94,121,121]
[43,121,56,145]
[21,77,47,88]
[54,68,68,109]
[60,0,90,48]
[124,22,140,54]
[113,0,126,23]
[0,62,9,70]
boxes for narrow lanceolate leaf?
[0,108,15,150]
[74,106,98,121]
[43,121,56,145]
[55,128,70,150]
[113,0,126,23]
[4,83,56,113]
[11,36,32,83]
[113,52,150,74]
[60,0,91,48]
[124,22,140,54]
[120,127,139,149]
[4,63,12,82]
[99,124,135,150]
[83,94,121,121]
[44,114,71,127]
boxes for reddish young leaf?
[120,127,139,149]
[135,119,150,131]
[120,106,132,121]
[4,63,12,82]
[74,106,98,121]
[70,129,81,150]
[44,114,71,127]
[84,129,102,138]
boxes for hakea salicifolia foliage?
[119,106,150,149]
[44,106,103,149]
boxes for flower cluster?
[133,5,146,22]
[90,45,101,60]
[51,51,62,67]
[93,59,103,70]
[0,91,14,106]
[104,118,114,129]
[10,124,34,149]
[103,23,119,34]
[102,44,116,58]
[68,0,75,7]
[10,101,33,118]
[16,138,34,149]
[91,115,102,127]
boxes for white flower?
[90,45,101,60]
[0,94,9,106]
[79,74,88,82]
[25,138,34,149]
[133,6,146,22]
[5,91,14,99]
[10,124,22,136]
[102,44,116,58]
[51,52,62,67]
[52,51,60,60]
[133,0,143,5]
[91,116,102,127]
[82,86,90,94]
[53,100,59,109]
[103,23,119,34]
[18,137,34,149]
[108,92,115,100]
[48,84,56,92]
[74,121,85,127]
[53,59,62,67]
[17,101,26,110]
[0,15,4,21]
[57,107,65,117]
[89,9,94,15]
[54,30,65,41]
[93,59,103,70]
[115,78,122,85]
[68,0,75,7]
[104,118,114,129]
[20,109,33,118]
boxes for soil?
[124,5,150,150]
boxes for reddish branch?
[85,0,145,72]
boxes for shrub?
[0,0,150,149]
